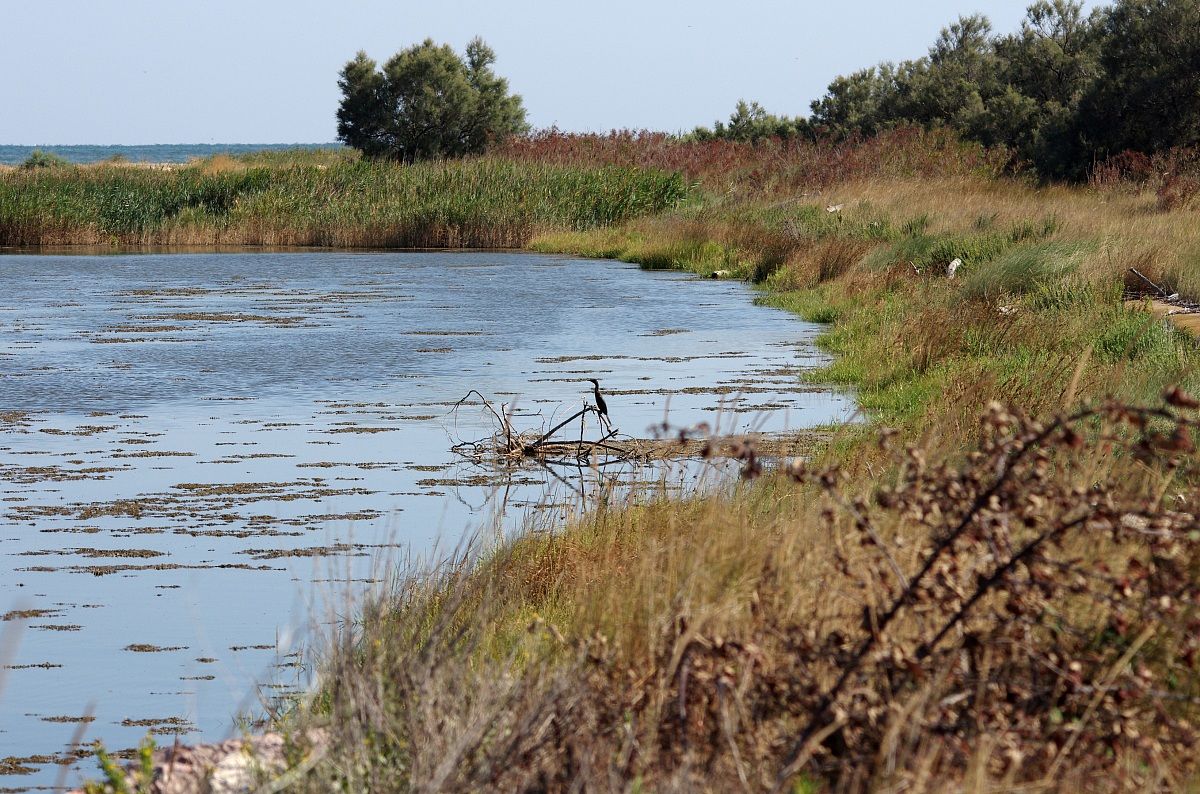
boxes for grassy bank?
[532,174,1200,443]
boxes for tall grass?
[268,397,1200,792]
[497,126,1012,197]
[0,157,687,248]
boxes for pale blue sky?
[1,0,1103,145]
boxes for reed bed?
[0,157,687,248]
[495,127,1012,197]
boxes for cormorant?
[587,378,612,431]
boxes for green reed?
[0,156,689,248]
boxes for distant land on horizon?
[0,142,342,165]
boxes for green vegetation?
[20,149,69,170]
[806,0,1200,178]
[85,738,155,794]
[689,0,1200,180]
[0,155,686,247]
[336,37,528,162]
[688,99,811,143]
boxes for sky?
[0,0,1104,145]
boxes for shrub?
[20,149,69,170]
[963,241,1089,300]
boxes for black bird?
[587,378,612,431]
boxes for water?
[0,144,341,166]
[0,251,854,789]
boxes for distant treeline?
[693,0,1200,179]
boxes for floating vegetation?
[2,608,63,621]
[111,450,196,458]
[101,324,188,333]
[38,425,116,437]
[119,716,197,735]
[23,562,277,576]
[157,312,305,326]
[29,624,82,631]
[0,757,37,775]
[20,548,165,559]
[326,426,397,434]
[239,542,395,560]
[123,644,188,653]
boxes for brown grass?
[811,176,1200,295]
[286,398,1200,792]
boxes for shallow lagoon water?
[0,251,854,789]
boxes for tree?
[805,2,1108,178]
[336,38,529,162]
[808,16,1005,141]
[1075,0,1200,162]
[690,100,811,143]
[809,67,897,138]
[993,1,1102,175]
[997,0,1100,108]
[336,52,390,158]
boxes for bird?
[587,378,613,432]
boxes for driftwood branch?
[526,407,595,452]
[450,392,646,465]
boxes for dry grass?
[815,176,1200,294]
[285,398,1200,792]
[496,127,1011,197]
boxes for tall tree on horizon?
[336,38,529,162]
[336,51,391,159]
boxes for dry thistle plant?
[767,392,1200,790]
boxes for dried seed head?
[1165,386,1200,409]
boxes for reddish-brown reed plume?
[496,127,1012,196]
